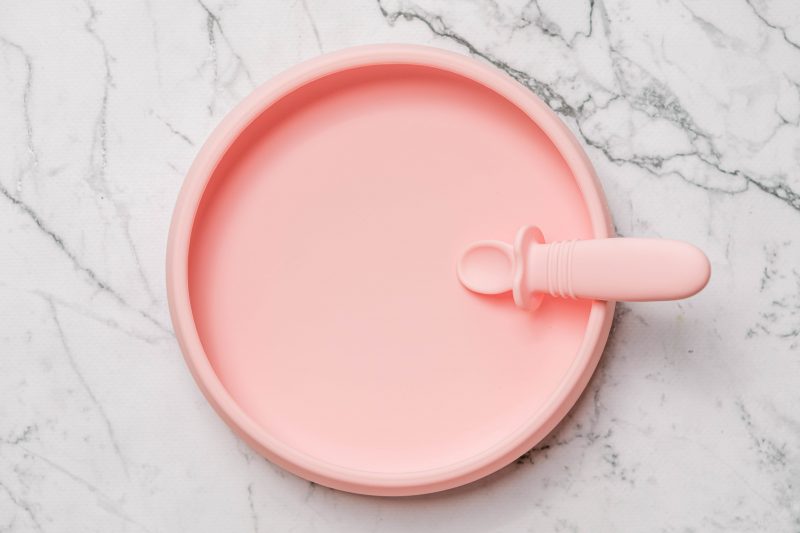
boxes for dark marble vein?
[247,483,259,533]
[745,0,800,52]
[18,447,152,532]
[0,183,172,335]
[83,0,160,307]
[377,1,576,116]
[48,298,129,477]
[377,0,800,213]
[0,37,38,189]
[518,0,594,47]
[196,0,255,115]
[735,400,788,468]
[154,113,196,146]
[1,425,37,446]
[29,288,170,344]
[300,0,324,53]
[0,481,44,533]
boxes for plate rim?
[166,44,615,496]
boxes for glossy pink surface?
[167,45,614,495]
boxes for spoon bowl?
[457,240,514,295]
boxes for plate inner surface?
[189,64,594,474]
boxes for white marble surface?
[1,0,799,530]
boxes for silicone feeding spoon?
[458,225,710,310]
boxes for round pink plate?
[167,45,615,496]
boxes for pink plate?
[167,45,615,496]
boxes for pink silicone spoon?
[457,225,710,310]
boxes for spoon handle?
[527,238,710,302]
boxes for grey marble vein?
[378,0,800,213]
[0,182,169,335]
[0,0,798,531]
[83,0,161,308]
[0,37,37,192]
[300,0,325,53]
[48,298,129,477]
[196,0,255,115]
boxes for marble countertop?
[1,0,799,531]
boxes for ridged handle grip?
[527,238,711,301]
